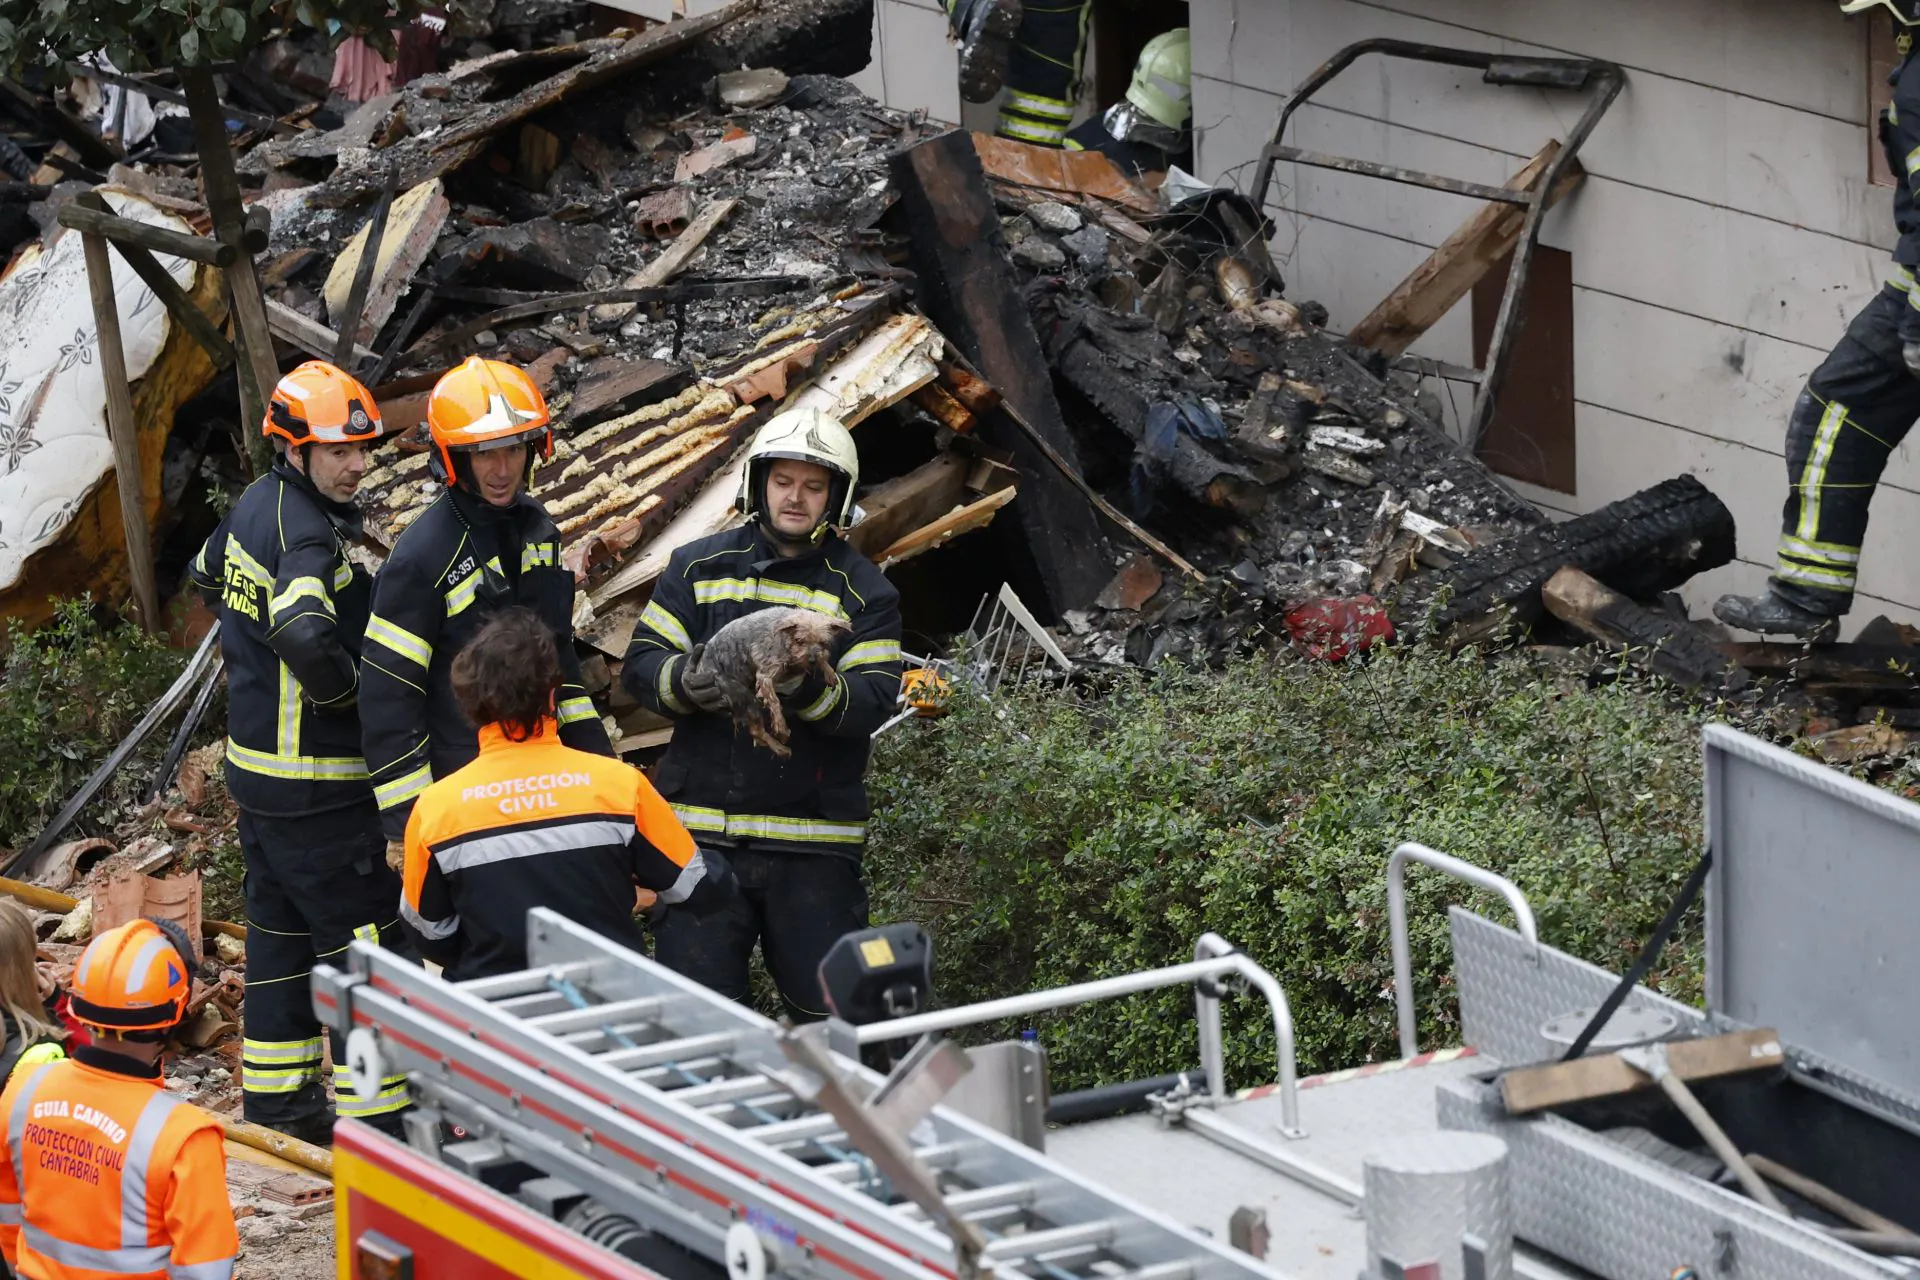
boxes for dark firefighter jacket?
[188,458,373,817]
[1880,44,1920,349]
[360,487,611,841]
[400,718,723,980]
[619,523,902,858]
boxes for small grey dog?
[685,607,852,757]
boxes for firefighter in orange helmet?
[361,356,613,869]
[0,919,239,1280]
[187,360,409,1146]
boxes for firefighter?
[621,409,903,1019]
[1715,0,1920,638]
[0,919,239,1280]
[187,360,409,1145]
[1062,28,1193,180]
[400,608,734,979]
[360,356,613,863]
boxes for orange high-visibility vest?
[0,1057,238,1279]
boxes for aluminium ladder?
[313,909,1284,1280]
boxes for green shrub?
[0,599,195,850]
[865,645,1716,1092]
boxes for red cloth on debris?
[1283,596,1395,661]
[330,36,397,102]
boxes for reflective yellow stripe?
[691,579,848,618]
[639,600,692,653]
[1906,143,1920,177]
[334,562,353,591]
[998,116,1068,146]
[335,1072,411,1117]
[445,561,497,618]
[1780,535,1860,565]
[243,1037,324,1094]
[795,681,844,722]
[1795,399,1847,544]
[243,1038,323,1062]
[839,640,900,670]
[656,654,689,714]
[667,805,865,844]
[1776,560,1857,590]
[374,763,433,809]
[226,740,368,781]
[521,541,557,573]
[366,615,432,669]
[277,662,301,759]
[1004,90,1074,121]
[1891,265,1915,294]
[557,695,598,726]
[270,575,332,619]
[224,535,271,588]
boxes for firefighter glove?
[680,660,731,715]
[386,838,406,873]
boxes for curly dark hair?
[450,607,563,740]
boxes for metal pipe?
[1388,842,1538,1059]
[1193,933,1302,1137]
[855,940,1302,1136]
[1044,1073,1198,1125]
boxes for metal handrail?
[854,936,1302,1136]
[1388,841,1537,1058]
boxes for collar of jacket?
[73,1043,164,1081]
[748,520,839,572]
[271,453,367,542]
[448,482,537,530]
[478,717,561,752]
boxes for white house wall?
[1190,0,1920,626]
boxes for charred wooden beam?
[891,129,1107,617]
[1541,566,1744,691]
[1403,475,1736,642]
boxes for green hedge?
[865,646,1716,1093]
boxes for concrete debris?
[717,68,791,110]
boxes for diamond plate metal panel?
[1436,1077,1910,1280]
[1364,1133,1512,1280]
[1450,909,1707,1067]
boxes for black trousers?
[993,0,1090,146]
[652,849,869,1020]
[240,800,410,1133]
[1774,285,1920,616]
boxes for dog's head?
[778,610,853,660]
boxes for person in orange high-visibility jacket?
[0,918,238,1280]
[401,608,736,980]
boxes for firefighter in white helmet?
[620,409,903,1018]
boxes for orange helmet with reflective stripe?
[264,360,383,449]
[68,919,193,1035]
[427,356,553,483]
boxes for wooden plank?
[1541,565,1742,689]
[1348,140,1583,358]
[1501,1027,1785,1115]
[590,198,739,325]
[81,231,160,631]
[92,212,236,371]
[266,298,380,365]
[877,486,1018,568]
[845,453,972,557]
[891,130,1108,616]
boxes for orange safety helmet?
[264,360,383,449]
[68,918,193,1035]
[426,356,553,484]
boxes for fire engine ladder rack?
[314,910,1290,1280]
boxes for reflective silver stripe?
[0,1203,18,1224]
[556,696,598,726]
[1780,535,1860,565]
[170,1259,237,1280]
[22,1224,171,1272]
[373,764,433,809]
[268,576,332,620]
[333,563,353,592]
[690,579,847,618]
[223,536,271,588]
[399,898,459,941]
[436,819,632,874]
[656,655,688,715]
[123,935,174,999]
[795,681,843,722]
[656,850,707,906]
[1,1063,45,1218]
[1003,90,1074,120]
[365,616,431,669]
[638,600,692,653]
[277,662,301,760]
[839,640,900,670]
[1796,399,1847,543]
[225,741,369,782]
[122,1089,186,1249]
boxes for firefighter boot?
[1712,591,1842,642]
[947,0,1023,103]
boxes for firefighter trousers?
[652,849,869,1020]
[240,800,411,1137]
[994,0,1091,146]
[1774,286,1920,617]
